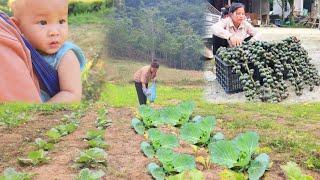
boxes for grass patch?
[99,83,203,108]
[105,59,204,86]
[0,103,86,127]
[306,156,320,169]
[68,8,112,25]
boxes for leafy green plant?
[131,118,145,135]
[18,149,50,166]
[210,132,225,143]
[61,112,81,125]
[85,130,105,140]
[147,128,179,150]
[176,101,195,125]
[46,122,79,143]
[55,123,78,136]
[219,169,246,180]
[248,153,270,180]
[95,118,112,129]
[179,116,216,145]
[0,168,34,180]
[305,156,320,170]
[140,141,155,159]
[156,106,181,126]
[192,115,203,122]
[209,131,270,180]
[147,163,166,180]
[156,148,196,174]
[76,168,105,180]
[0,110,28,128]
[34,138,54,151]
[75,148,107,168]
[166,169,204,180]
[95,108,111,129]
[138,105,157,127]
[88,138,109,149]
[138,101,195,128]
[46,128,62,142]
[281,161,314,180]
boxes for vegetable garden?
[1,1,320,179]
[132,101,317,180]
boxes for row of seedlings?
[0,110,85,179]
[17,111,83,166]
[75,107,111,180]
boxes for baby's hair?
[7,0,16,8]
[9,0,25,18]
[8,0,20,17]
[151,59,160,68]
[9,0,68,18]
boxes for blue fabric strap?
[0,13,60,97]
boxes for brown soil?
[0,111,70,172]
[104,108,151,180]
[26,110,98,180]
[1,107,319,179]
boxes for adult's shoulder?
[142,65,150,69]
[0,18,19,42]
[215,16,232,27]
[221,16,232,23]
[243,20,255,28]
[0,17,31,61]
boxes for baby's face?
[16,0,68,55]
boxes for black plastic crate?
[215,55,289,93]
[215,55,243,93]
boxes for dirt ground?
[1,106,319,179]
[204,28,320,103]
[0,111,69,173]
[104,108,151,180]
[0,110,94,179]
[0,108,153,180]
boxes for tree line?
[107,0,206,70]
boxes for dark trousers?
[212,35,253,55]
[135,82,148,105]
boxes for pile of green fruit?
[217,36,320,102]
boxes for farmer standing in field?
[134,60,159,105]
[212,3,261,55]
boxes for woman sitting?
[212,3,261,55]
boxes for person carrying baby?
[10,0,86,103]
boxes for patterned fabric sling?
[0,13,60,97]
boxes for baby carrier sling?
[0,13,60,97]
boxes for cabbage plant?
[179,116,216,145]
[147,128,179,150]
[0,168,34,180]
[156,148,196,174]
[209,131,270,180]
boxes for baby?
[10,0,86,103]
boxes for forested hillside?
[108,0,206,70]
